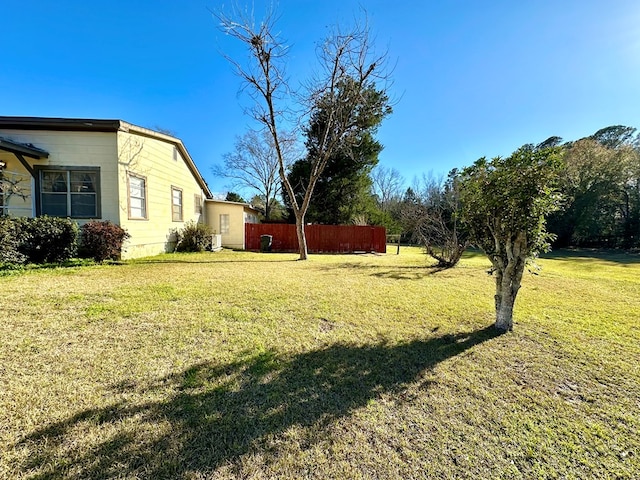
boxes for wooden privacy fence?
[245,224,387,254]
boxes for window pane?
[129,176,143,188]
[130,198,144,218]
[130,207,144,218]
[172,189,182,205]
[41,193,68,216]
[129,177,144,197]
[70,172,97,193]
[172,205,182,221]
[130,197,144,210]
[130,184,143,198]
[71,194,97,217]
[41,172,68,193]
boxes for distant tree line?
[373,125,640,251]
[547,126,640,249]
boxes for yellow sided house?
[0,116,259,258]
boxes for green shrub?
[20,216,79,263]
[0,216,78,266]
[0,216,27,266]
[175,221,212,252]
[79,221,130,262]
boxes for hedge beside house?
[0,216,78,266]
[0,217,131,267]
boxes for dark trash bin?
[260,234,273,252]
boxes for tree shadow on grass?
[17,326,501,479]
[318,262,456,280]
[372,264,462,279]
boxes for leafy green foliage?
[24,216,79,264]
[0,216,26,266]
[175,221,212,252]
[79,221,129,262]
[548,127,640,248]
[368,166,405,234]
[459,147,564,259]
[0,216,78,265]
[590,125,638,149]
[250,194,287,221]
[286,138,379,224]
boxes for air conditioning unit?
[211,234,222,252]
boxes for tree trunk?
[494,286,516,332]
[493,257,525,332]
[295,214,308,260]
[265,201,271,222]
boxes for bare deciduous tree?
[215,5,391,259]
[214,129,297,221]
[371,165,404,212]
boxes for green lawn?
[1,247,639,479]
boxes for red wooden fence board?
[245,224,386,253]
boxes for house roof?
[205,198,262,214]
[0,117,122,132]
[0,116,212,198]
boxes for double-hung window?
[128,174,147,219]
[171,186,183,221]
[37,167,100,218]
[220,214,230,234]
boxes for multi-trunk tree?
[402,171,469,268]
[216,7,391,259]
[458,146,564,332]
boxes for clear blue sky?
[2,1,639,196]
